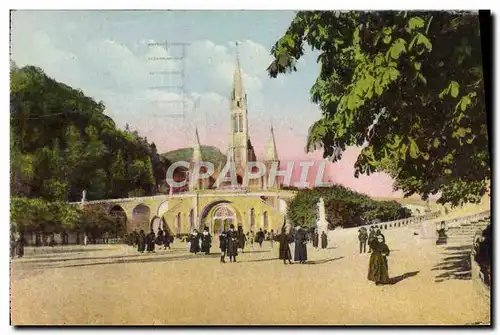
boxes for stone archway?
[211,204,236,235]
[157,200,169,217]
[109,205,127,234]
[150,216,162,233]
[132,204,150,231]
[200,201,242,234]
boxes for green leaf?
[408,17,425,31]
[383,35,392,44]
[388,67,400,80]
[450,81,460,98]
[414,62,421,71]
[416,33,432,51]
[390,38,407,59]
[409,138,420,159]
[458,95,472,111]
[433,138,440,148]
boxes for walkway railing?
[69,195,169,205]
[357,211,442,231]
[441,210,491,228]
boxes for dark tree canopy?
[10,65,171,202]
[268,11,489,206]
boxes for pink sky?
[137,118,405,199]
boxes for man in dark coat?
[189,230,201,254]
[321,231,328,249]
[227,224,239,262]
[157,228,164,247]
[163,230,172,250]
[35,234,42,247]
[201,227,212,255]
[358,227,368,253]
[312,228,319,248]
[269,229,275,248]
[294,226,308,264]
[278,225,292,265]
[131,230,138,247]
[146,231,156,253]
[368,227,376,252]
[237,226,246,253]
[219,229,228,263]
[138,230,146,253]
[256,228,265,248]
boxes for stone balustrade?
[441,210,491,228]
[69,194,169,205]
[355,211,442,231]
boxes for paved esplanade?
[11,225,489,325]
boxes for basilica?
[158,55,293,235]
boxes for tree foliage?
[268,11,489,206]
[287,185,411,229]
[11,198,126,237]
[10,65,171,201]
[10,197,80,233]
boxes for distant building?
[156,53,288,235]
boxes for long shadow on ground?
[388,271,420,285]
[432,245,472,283]
[19,249,187,264]
[306,256,345,265]
[30,253,222,270]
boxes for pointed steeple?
[264,124,279,162]
[192,127,202,162]
[232,41,244,98]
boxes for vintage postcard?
[9,9,491,326]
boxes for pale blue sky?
[11,10,322,156]
[10,10,405,197]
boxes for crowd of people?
[123,219,394,286]
[125,228,174,253]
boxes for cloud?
[186,39,272,96]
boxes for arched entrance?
[212,204,236,235]
[109,205,127,234]
[132,204,150,231]
[150,216,162,233]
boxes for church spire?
[192,127,202,162]
[232,41,244,98]
[264,124,278,162]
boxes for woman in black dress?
[294,226,308,264]
[137,230,146,253]
[227,224,239,262]
[219,229,228,263]
[201,227,212,255]
[321,231,328,249]
[189,229,201,254]
[368,234,390,285]
[278,226,292,265]
[312,228,319,248]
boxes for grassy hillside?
[162,146,227,167]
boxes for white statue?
[81,190,87,205]
[316,197,329,236]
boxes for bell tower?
[228,43,249,170]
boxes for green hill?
[162,146,227,167]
